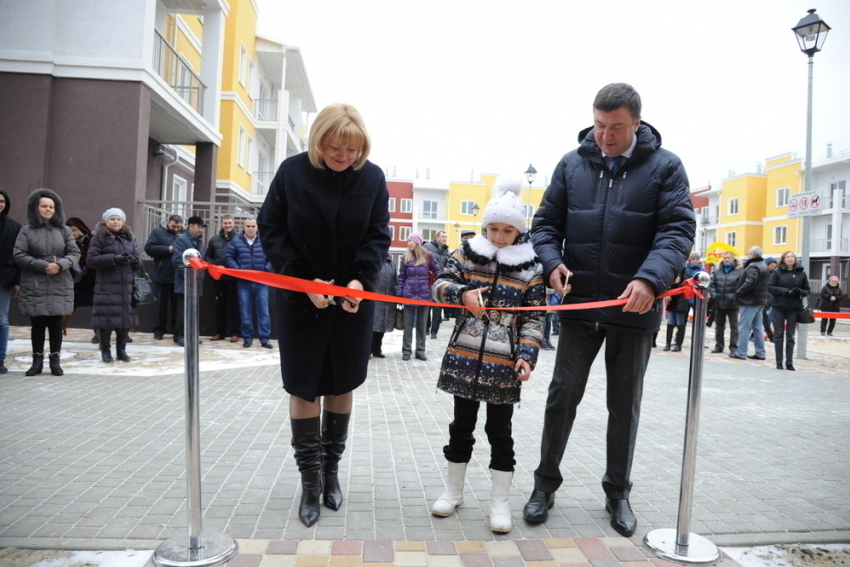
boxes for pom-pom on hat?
[481,175,527,233]
[102,208,126,223]
[407,232,424,245]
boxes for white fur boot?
[489,469,513,533]
[431,461,467,517]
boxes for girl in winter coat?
[767,251,810,371]
[86,209,140,363]
[819,276,843,336]
[371,255,397,358]
[429,176,545,533]
[13,188,81,376]
[395,233,440,361]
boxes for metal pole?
[153,249,238,567]
[644,273,721,565]
[798,56,814,360]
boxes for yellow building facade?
[717,173,766,254]
[762,153,803,258]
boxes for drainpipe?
[155,144,179,199]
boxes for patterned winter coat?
[87,223,140,329]
[432,234,545,405]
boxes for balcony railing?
[254,99,278,122]
[811,238,849,254]
[152,30,205,113]
[254,171,276,196]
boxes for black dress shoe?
[523,489,554,523]
[415,354,428,361]
[243,339,253,348]
[747,354,765,360]
[786,363,795,371]
[261,342,273,349]
[711,346,723,353]
[153,332,164,340]
[605,497,637,537]
[373,352,385,358]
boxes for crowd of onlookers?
[0,187,275,376]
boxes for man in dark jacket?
[144,214,183,340]
[204,214,239,342]
[709,252,741,353]
[423,231,450,338]
[525,83,695,536]
[225,218,272,348]
[171,216,206,346]
[730,246,769,361]
[0,188,22,373]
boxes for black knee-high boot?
[115,328,130,362]
[674,324,686,350]
[99,329,113,363]
[663,324,674,351]
[291,416,322,527]
[321,410,351,511]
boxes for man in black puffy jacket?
[526,83,695,536]
[730,246,769,361]
[204,214,239,342]
[709,252,741,353]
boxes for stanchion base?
[644,529,722,566]
[152,531,238,567]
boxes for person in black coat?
[708,252,742,353]
[171,216,206,346]
[767,251,810,371]
[204,214,239,342]
[0,188,22,374]
[65,217,98,344]
[258,103,391,527]
[526,84,695,536]
[144,214,183,340]
[371,255,397,358]
[86,209,140,363]
[819,275,843,336]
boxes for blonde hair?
[404,242,427,266]
[308,103,371,170]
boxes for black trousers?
[174,293,185,340]
[443,395,515,472]
[371,331,384,355]
[820,313,837,334]
[213,279,239,336]
[534,321,652,499]
[772,307,798,365]
[31,315,63,353]
[153,282,178,335]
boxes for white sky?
[256,0,850,190]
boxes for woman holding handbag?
[396,233,440,361]
[86,208,140,363]
[767,251,810,371]
[819,276,843,336]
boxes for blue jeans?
[237,282,271,341]
[0,285,11,361]
[534,322,652,499]
[735,305,765,358]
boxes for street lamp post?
[792,8,830,360]
[525,164,537,222]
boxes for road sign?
[788,190,822,218]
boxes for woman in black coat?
[258,104,391,527]
[86,209,140,363]
[767,251,810,371]
[371,255,397,358]
[818,275,843,336]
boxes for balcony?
[254,171,276,196]
[811,238,850,254]
[152,30,205,114]
[254,99,278,122]
[700,215,718,226]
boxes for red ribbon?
[187,258,849,318]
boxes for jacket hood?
[26,188,66,228]
[464,234,537,272]
[0,187,10,221]
[66,217,92,236]
[577,121,662,164]
[779,263,804,272]
[94,222,134,245]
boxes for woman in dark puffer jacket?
[87,208,140,363]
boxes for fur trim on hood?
[463,234,537,272]
[94,222,135,245]
[26,188,66,228]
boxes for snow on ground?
[722,544,850,567]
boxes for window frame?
[728,197,739,215]
[773,225,787,245]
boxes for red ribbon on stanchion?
[188,258,850,318]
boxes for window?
[728,198,739,215]
[461,200,477,215]
[247,60,254,98]
[401,199,413,213]
[173,175,188,219]
[237,127,246,168]
[389,226,395,241]
[522,204,534,219]
[422,228,438,241]
[726,232,736,248]
[388,198,396,212]
[828,180,846,208]
[826,224,832,248]
[399,226,411,241]
[423,200,438,219]
[773,225,787,245]
[776,187,789,207]
[239,44,248,87]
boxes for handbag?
[394,305,405,331]
[69,263,83,283]
[797,305,815,324]
[132,263,156,306]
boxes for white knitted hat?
[481,175,526,233]
[102,207,126,223]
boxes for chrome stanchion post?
[644,272,721,566]
[153,249,238,567]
